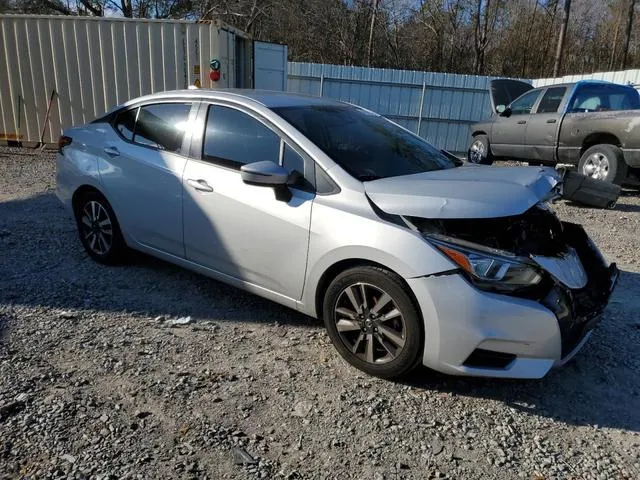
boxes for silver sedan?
[56,89,618,379]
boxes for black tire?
[322,266,423,379]
[74,191,128,265]
[468,134,494,165]
[578,144,628,185]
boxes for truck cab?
[470,79,640,185]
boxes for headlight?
[428,235,542,290]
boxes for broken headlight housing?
[427,235,542,292]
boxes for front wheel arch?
[314,258,422,325]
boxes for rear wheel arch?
[72,185,105,214]
[581,133,622,154]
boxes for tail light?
[58,135,72,153]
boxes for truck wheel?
[578,144,628,185]
[468,135,494,165]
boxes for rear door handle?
[187,179,214,192]
[103,146,120,156]
[517,120,527,125]
[546,119,557,123]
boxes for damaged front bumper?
[407,221,619,379]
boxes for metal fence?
[533,69,640,88]
[287,62,506,154]
[288,63,640,154]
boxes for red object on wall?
[209,70,221,82]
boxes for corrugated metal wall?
[533,69,640,88]
[287,62,507,154]
[0,15,247,144]
[288,64,640,154]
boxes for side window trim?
[109,101,196,157]
[111,106,139,142]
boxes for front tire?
[74,191,128,264]
[578,144,628,185]
[468,135,494,165]
[322,266,423,379]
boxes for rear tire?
[322,266,423,379]
[578,144,627,185]
[468,135,494,165]
[74,191,128,265]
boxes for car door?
[98,102,196,257]
[182,103,315,300]
[490,89,543,159]
[524,86,567,163]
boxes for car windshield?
[272,105,456,181]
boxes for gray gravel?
[1,147,639,480]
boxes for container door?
[253,41,288,91]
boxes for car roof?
[121,89,347,109]
[537,80,633,90]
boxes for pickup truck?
[469,79,640,185]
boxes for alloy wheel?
[80,200,113,255]
[582,153,610,180]
[469,139,485,163]
[333,282,407,365]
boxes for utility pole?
[621,0,636,70]
[366,0,381,67]
[552,0,571,77]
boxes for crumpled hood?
[364,165,560,219]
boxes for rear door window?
[536,87,567,113]
[202,105,281,169]
[132,103,192,153]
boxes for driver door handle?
[187,178,214,192]
[546,119,557,123]
[517,120,527,125]
[103,145,120,156]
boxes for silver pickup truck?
[469,79,640,185]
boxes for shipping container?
[0,14,288,145]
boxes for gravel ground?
[1,146,639,480]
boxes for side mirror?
[240,160,292,202]
[499,106,512,117]
[240,161,289,186]
[496,104,506,114]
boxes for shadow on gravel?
[400,269,640,433]
[0,192,317,330]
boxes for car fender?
[299,195,456,318]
